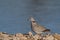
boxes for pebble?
[0,32,59,40]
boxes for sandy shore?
[0,32,60,40]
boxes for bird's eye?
[32,21,35,23]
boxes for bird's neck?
[31,21,37,26]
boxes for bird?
[29,17,50,34]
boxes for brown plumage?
[30,17,50,34]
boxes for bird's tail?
[43,29,50,32]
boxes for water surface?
[0,0,60,34]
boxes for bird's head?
[29,17,36,22]
[27,16,36,23]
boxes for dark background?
[0,0,60,34]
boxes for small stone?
[33,34,42,40]
[45,35,54,40]
[28,31,33,37]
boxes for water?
[0,0,60,34]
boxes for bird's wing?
[37,24,46,31]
